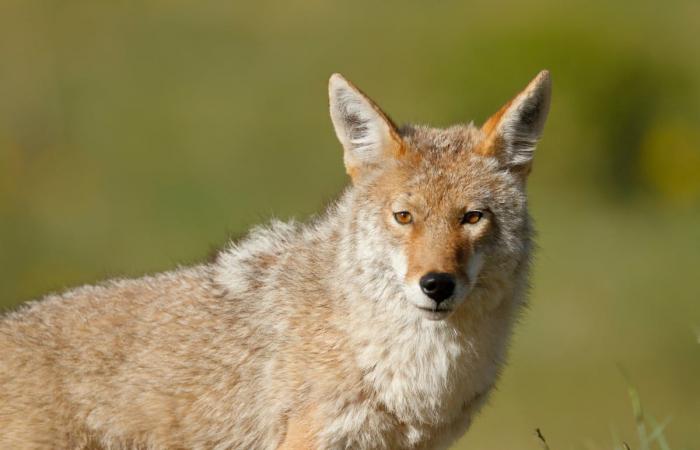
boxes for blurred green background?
[1,0,698,448]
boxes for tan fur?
[278,409,318,450]
[0,71,551,449]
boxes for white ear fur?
[328,74,402,179]
[479,70,552,171]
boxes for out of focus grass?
[535,383,678,450]
[0,1,698,449]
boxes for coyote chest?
[358,314,502,424]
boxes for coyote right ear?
[329,74,403,181]
[477,70,551,177]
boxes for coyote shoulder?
[0,71,551,449]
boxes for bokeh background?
[1,0,698,448]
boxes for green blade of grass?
[648,415,673,450]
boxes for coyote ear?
[477,70,551,177]
[329,74,403,181]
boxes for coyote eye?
[393,211,413,225]
[461,211,483,225]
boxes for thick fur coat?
[0,71,551,449]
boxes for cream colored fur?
[0,71,551,449]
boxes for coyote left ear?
[329,74,403,181]
[478,70,552,177]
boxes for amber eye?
[461,210,483,225]
[393,211,413,225]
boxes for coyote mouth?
[416,306,452,320]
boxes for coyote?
[0,71,551,449]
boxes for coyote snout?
[406,268,473,320]
[415,271,458,318]
[419,272,455,303]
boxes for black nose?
[419,272,456,303]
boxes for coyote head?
[329,71,551,321]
